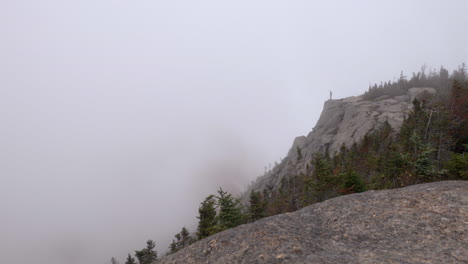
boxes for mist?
[1,0,467,263]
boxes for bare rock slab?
[157,181,468,264]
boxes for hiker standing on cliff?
[329,90,332,100]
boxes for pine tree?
[414,146,437,182]
[168,226,193,254]
[179,227,191,248]
[125,254,137,264]
[304,153,335,204]
[169,240,177,254]
[216,188,244,230]
[196,195,217,240]
[110,257,119,264]
[268,184,290,215]
[340,170,366,194]
[248,191,267,222]
[445,145,468,180]
[450,80,468,152]
[135,240,157,264]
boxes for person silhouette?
[329,90,333,100]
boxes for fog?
[1,0,467,263]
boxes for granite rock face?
[156,181,468,264]
[243,88,435,197]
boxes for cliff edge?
[244,87,437,197]
[157,181,468,264]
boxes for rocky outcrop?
[304,94,409,156]
[157,181,468,264]
[243,88,436,197]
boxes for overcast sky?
[1,0,467,263]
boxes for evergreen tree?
[135,240,157,264]
[196,195,217,240]
[340,170,366,194]
[450,80,468,152]
[216,188,244,230]
[268,184,290,215]
[248,191,267,222]
[179,227,191,248]
[304,153,335,204]
[169,240,177,254]
[110,257,119,264]
[414,147,437,181]
[445,145,468,180]
[125,254,137,264]
[168,227,193,254]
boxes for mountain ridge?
[242,87,436,200]
[121,66,467,264]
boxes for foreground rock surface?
[157,181,468,264]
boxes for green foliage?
[135,240,157,264]
[248,191,267,222]
[180,227,191,246]
[169,227,193,254]
[196,195,217,240]
[363,65,457,100]
[267,185,291,216]
[196,189,245,239]
[125,254,137,264]
[169,240,177,255]
[303,153,336,204]
[445,147,468,180]
[450,79,468,152]
[216,188,244,230]
[414,147,437,181]
[340,171,366,194]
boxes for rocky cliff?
[243,87,437,198]
[157,181,468,264]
